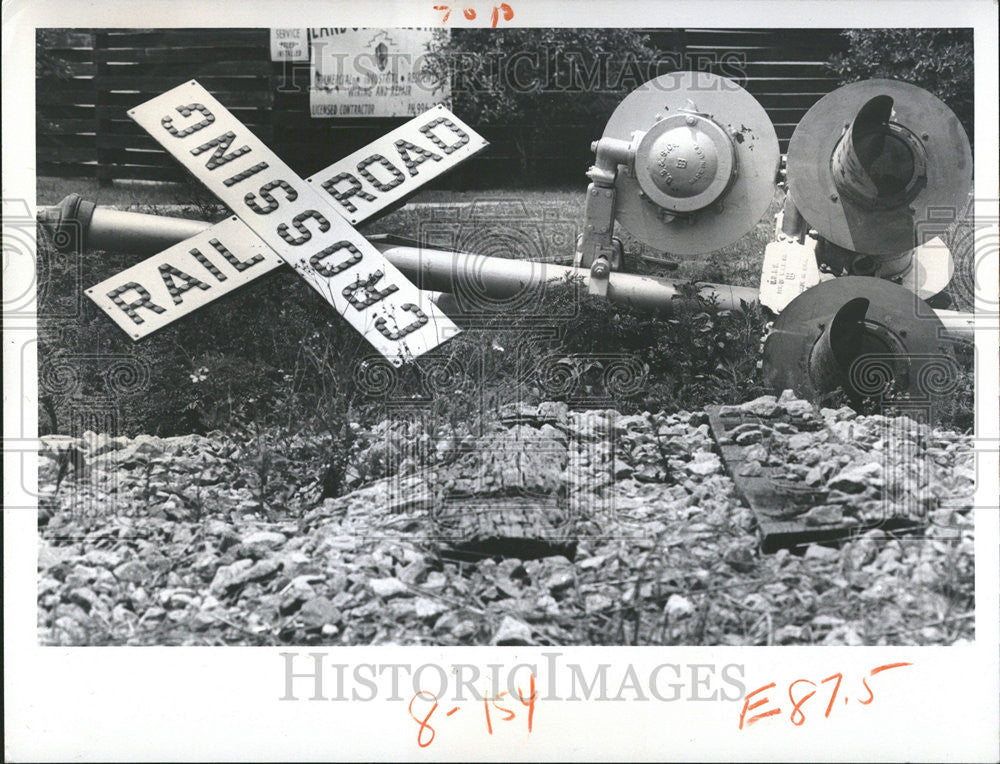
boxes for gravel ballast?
[36,395,975,647]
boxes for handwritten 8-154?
[408,674,537,748]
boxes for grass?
[40,172,972,311]
[37,176,194,207]
[36,176,590,208]
[36,174,973,438]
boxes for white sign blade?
[87,102,486,346]
[85,217,280,340]
[126,80,458,364]
[899,235,954,300]
[308,104,487,225]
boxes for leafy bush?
[483,275,771,413]
[423,28,659,183]
[35,30,76,80]
[827,29,974,149]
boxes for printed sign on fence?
[269,28,309,62]
[310,28,447,118]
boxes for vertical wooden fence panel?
[94,31,112,185]
[37,28,849,186]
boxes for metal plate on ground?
[706,405,923,552]
[127,80,458,364]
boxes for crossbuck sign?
[87,80,487,364]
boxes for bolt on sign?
[87,81,486,364]
[310,28,446,118]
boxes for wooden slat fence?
[36,28,847,187]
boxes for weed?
[35,185,974,509]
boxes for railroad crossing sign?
[86,80,487,365]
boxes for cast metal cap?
[787,79,972,257]
[761,276,958,416]
[603,72,779,255]
[632,103,737,213]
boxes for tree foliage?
[423,29,660,180]
[828,29,974,148]
[36,29,81,80]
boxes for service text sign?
[269,28,309,62]
[122,80,458,363]
[310,28,446,118]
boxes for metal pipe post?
[36,199,973,337]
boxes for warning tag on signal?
[759,240,821,314]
